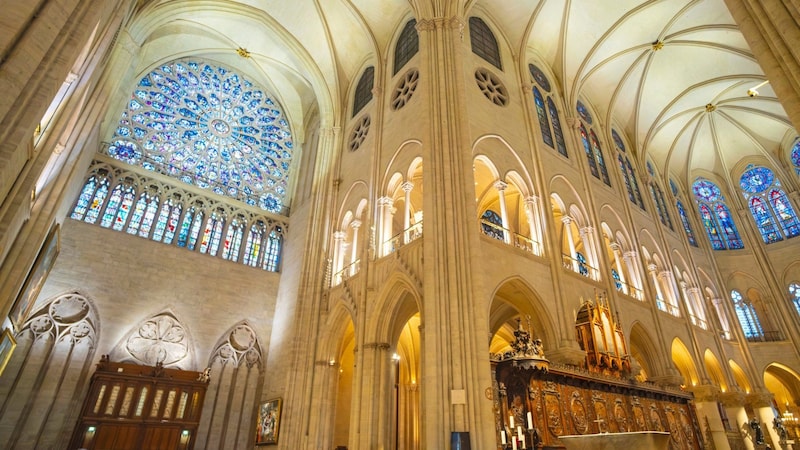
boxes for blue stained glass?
[693,178,722,202]
[611,268,622,291]
[618,155,635,203]
[138,196,159,238]
[739,166,800,243]
[612,129,625,152]
[740,166,774,193]
[716,204,744,249]
[576,100,592,125]
[676,200,697,247]
[547,98,567,157]
[71,176,100,220]
[263,228,282,272]
[529,63,551,92]
[126,193,149,235]
[533,87,553,149]
[646,161,655,177]
[731,290,763,338]
[790,283,800,317]
[481,210,504,240]
[85,180,109,224]
[576,252,589,277]
[627,159,645,209]
[792,140,800,175]
[670,179,679,197]
[580,125,599,178]
[590,130,611,186]
[700,204,725,250]
[104,59,293,213]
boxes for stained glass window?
[612,129,625,153]
[481,210,504,240]
[792,140,800,175]
[650,182,673,230]
[71,162,286,272]
[469,17,502,70]
[579,125,599,179]
[530,62,567,158]
[576,100,592,125]
[693,178,743,250]
[676,200,698,247]
[547,98,567,157]
[533,87,553,148]
[739,165,800,243]
[104,60,293,214]
[590,130,611,186]
[576,251,589,277]
[627,159,645,209]
[790,283,800,317]
[731,290,763,339]
[394,20,418,75]
[528,64,551,92]
[618,155,635,203]
[669,179,679,197]
[611,268,622,291]
[353,66,375,116]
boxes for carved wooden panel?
[495,362,703,449]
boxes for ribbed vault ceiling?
[130,0,793,190]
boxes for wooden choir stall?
[491,296,704,450]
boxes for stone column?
[377,196,394,256]
[349,219,361,275]
[562,216,577,272]
[332,230,347,285]
[691,385,732,450]
[712,298,732,339]
[623,250,643,299]
[579,226,598,280]
[523,195,542,255]
[402,181,413,243]
[648,264,667,309]
[721,392,754,450]
[609,243,629,295]
[494,180,511,244]
[750,391,782,450]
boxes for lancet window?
[394,20,418,75]
[529,64,566,157]
[71,161,286,272]
[576,101,610,186]
[612,129,644,209]
[353,66,375,116]
[790,283,800,317]
[731,290,763,339]
[792,139,800,175]
[646,162,672,230]
[739,165,800,244]
[469,17,501,70]
[692,178,744,250]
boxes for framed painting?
[255,398,282,445]
[0,328,16,377]
[10,223,60,331]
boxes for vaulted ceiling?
[127,0,794,192]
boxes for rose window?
[104,60,294,213]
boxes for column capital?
[378,196,394,206]
[523,195,539,206]
[333,230,347,240]
[746,390,776,409]
[415,16,465,33]
[689,384,722,402]
[493,180,508,191]
[401,181,414,192]
[719,391,748,408]
[609,242,622,252]
[561,216,572,225]
[350,219,362,229]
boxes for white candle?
[512,437,517,450]
[521,435,526,449]
[527,411,533,429]
[501,430,506,445]
[509,415,514,429]
[517,426,523,439]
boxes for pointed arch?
[671,338,700,387]
[703,350,728,392]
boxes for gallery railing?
[611,278,644,300]
[383,221,423,255]
[479,219,542,256]
[561,253,599,280]
[331,259,361,286]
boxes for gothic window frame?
[576,100,610,186]
[353,66,375,117]
[469,17,502,70]
[480,209,504,241]
[612,129,645,210]
[730,289,764,339]
[693,178,744,250]
[790,283,800,317]
[739,164,800,244]
[394,19,419,75]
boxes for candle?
[517,426,523,439]
[501,430,506,445]
[527,411,533,429]
[509,415,514,429]
[512,437,517,450]
[521,435,526,449]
